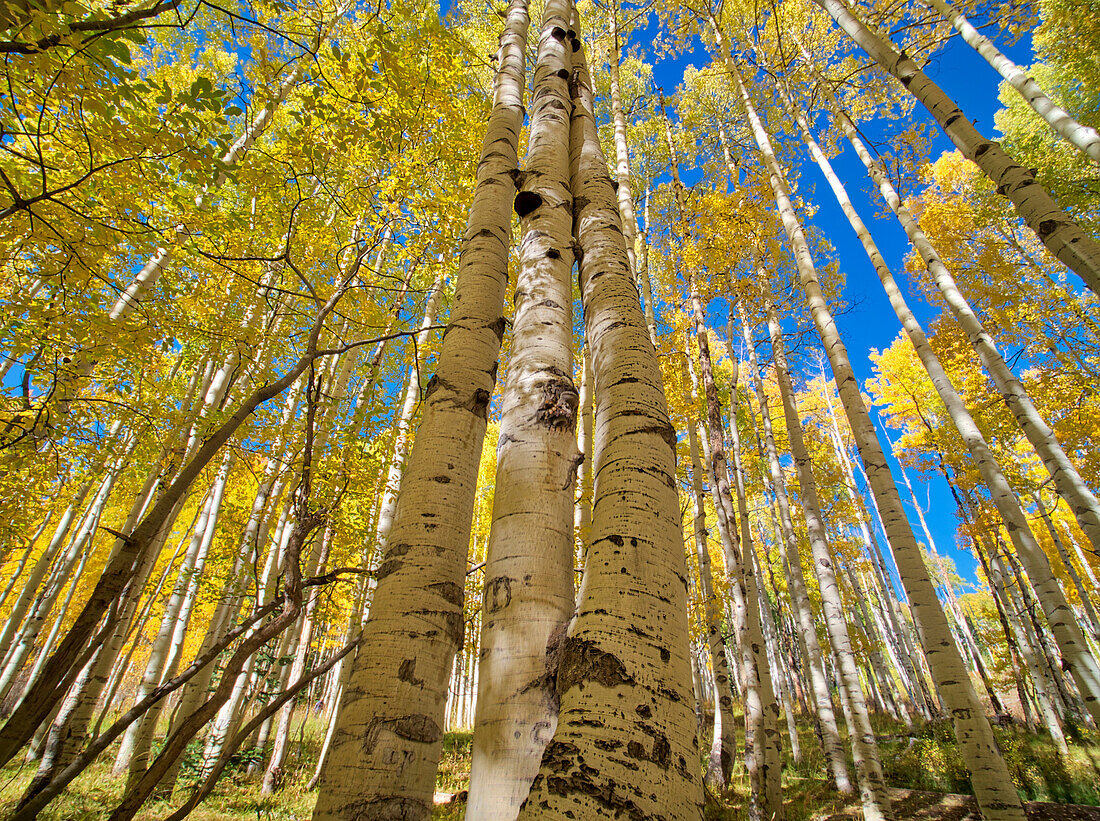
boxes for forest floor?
[0,714,1097,819]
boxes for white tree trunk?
[738,302,852,793]
[767,307,892,820]
[811,0,1100,294]
[311,3,529,815]
[467,0,579,812]
[681,357,739,790]
[516,10,702,816]
[923,0,1100,162]
[713,27,1027,819]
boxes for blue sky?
[638,14,1041,588]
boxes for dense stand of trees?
[0,0,1098,818]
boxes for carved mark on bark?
[341,796,427,820]
[486,575,514,613]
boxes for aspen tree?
[766,305,892,821]
[574,349,594,559]
[784,60,1100,723]
[660,94,737,787]
[711,19,1028,818]
[922,0,1100,163]
[516,8,702,816]
[738,301,852,793]
[639,184,659,347]
[311,1,529,814]
[723,339,784,821]
[681,353,739,788]
[802,46,1100,565]
[1033,492,1100,644]
[781,75,1100,722]
[821,397,930,720]
[810,0,1100,296]
[466,0,580,810]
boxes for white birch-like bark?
[311,3,528,815]
[117,450,233,786]
[467,1,579,811]
[261,527,332,793]
[983,528,1070,751]
[516,10,702,816]
[573,349,594,564]
[767,307,891,820]
[738,302,852,793]
[783,78,1100,718]
[724,353,784,821]
[807,47,1100,566]
[681,357,739,789]
[822,416,925,720]
[811,0,1100,295]
[607,0,639,288]
[712,25,1027,819]
[923,0,1100,162]
[639,184,658,347]
[1034,492,1100,643]
[370,272,446,568]
[789,69,1100,722]
[660,97,738,789]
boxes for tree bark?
[310,3,529,816]
[516,9,702,816]
[712,24,1027,820]
[467,1,579,812]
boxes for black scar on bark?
[551,26,566,40]
[556,68,570,80]
[428,580,463,606]
[556,637,634,696]
[515,190,543,217]
[472,388,492,418]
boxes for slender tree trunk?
[1034,492,1100,643]
[660,95,737,789]
[807,45,1100,564]
[725,349,784,821]
[574,349,594,564]
[809,0,1100,294]
[681,357,738,789]
[712,25,1027,820]
[766,306,891,820]
[738,302,852,793]
[922,0,1100,162]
